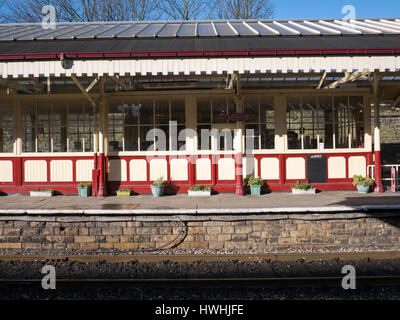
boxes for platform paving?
[0,191,399,214]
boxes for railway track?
[1,275,400,289]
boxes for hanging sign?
[392,167,398,193]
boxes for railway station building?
[0,18,399,196]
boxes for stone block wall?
[0,214,400,251]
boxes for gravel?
[0,256,400,300]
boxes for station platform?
[0,191,399,215]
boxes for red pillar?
[374,150,383,193]
[97,153,107,197]
[235,153,244,196]
[188,155,195,187]
[14,157,22,187]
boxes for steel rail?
[1,276,400,288]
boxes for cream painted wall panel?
[218,158,235,180]
[286,157,305,180]
[170,159,188,181]
[50,160,73,182]
[0,161,13,182]
[108,159,127,181]
[76,160,94,181]
[348,156,367,177]
[242,157,258,178]
[129,159,147,181]
[261,158,280,180]
[328,157,346,179]
[24,160,47,182]
[150,159,168,181]
[196,158,211,180]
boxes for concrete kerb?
[0,205,400,216]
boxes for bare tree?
[213,0,274,20]
[0,0,161,23]
[161,0,209,20]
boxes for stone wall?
[0,213,400,251]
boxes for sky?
[274,0,400,20]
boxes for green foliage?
[292,181,313,191]
[189,185,211,191]
[152,177,165,186]
[352,175,374,186]
[31,189,54,192]
[117,189,131,192]
[78,183,91,188]
[246,176,264,186]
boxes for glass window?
[68,101,83,152]
[0,102,14,153]
[317,96,334,149]
[108,102,123,152]
[140,100,154,125]
[22,102,36,153]
[52,102,67,152]
[212,97,227,123]
[197,98,211,124]
[287,97,302,150]
[171,99,185,124]
[260,98,275,149]
[349,96,364,148]
[335,96,349,149]
[155,100,169,125]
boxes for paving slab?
[0,191,398,214]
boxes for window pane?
[124,126,138,151]
[68,101,83,152]
[302,97,317,149]
[177,125,186,151]
[139,100,154,125]
[197,125,211,150]
[349,96,365,148]
[317,96,334,149]
[197,98,211,123]
[108,102,123,152]
[244,98,259,123]
[155,100,169,125]
[52,102,67,152]
[83,104,94,152]
[212,97,227,123]
[0,102,14,153]
[22,102,36,152]
[227,97,236,123]
[123,101,139,125]
[335,96,349,148]
[171,99,185,124]
[37,102,51,152]
[156,125,169,151]
[245,124,260,150]
[260,97,274,123]
[261,123,275,149]
[287,97,302,149]
[140,126,154,151]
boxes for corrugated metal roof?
[0,18,400,41]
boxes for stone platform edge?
[0,205,400,216]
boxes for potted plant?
[29,189,54,197]
[77,183,91,197]
[116,189,131,196]
[151,177,165,197]
[246,176,264,195]
[188,185,211,197]
[352,175,374,194]
[291,181,316,194]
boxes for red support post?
[14,157,22,186]
[97,153,107,197]
[235,152,244,196]
[374,150,384,193]
[188,155,195,187]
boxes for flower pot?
[30,190,53,197]
[151,185,165,197]
[356,184,371,194]
[116,190,131,196]
[78,187,91,197]
[291,188,317,194]
[188,190,211,197]
[249,185,262,196]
